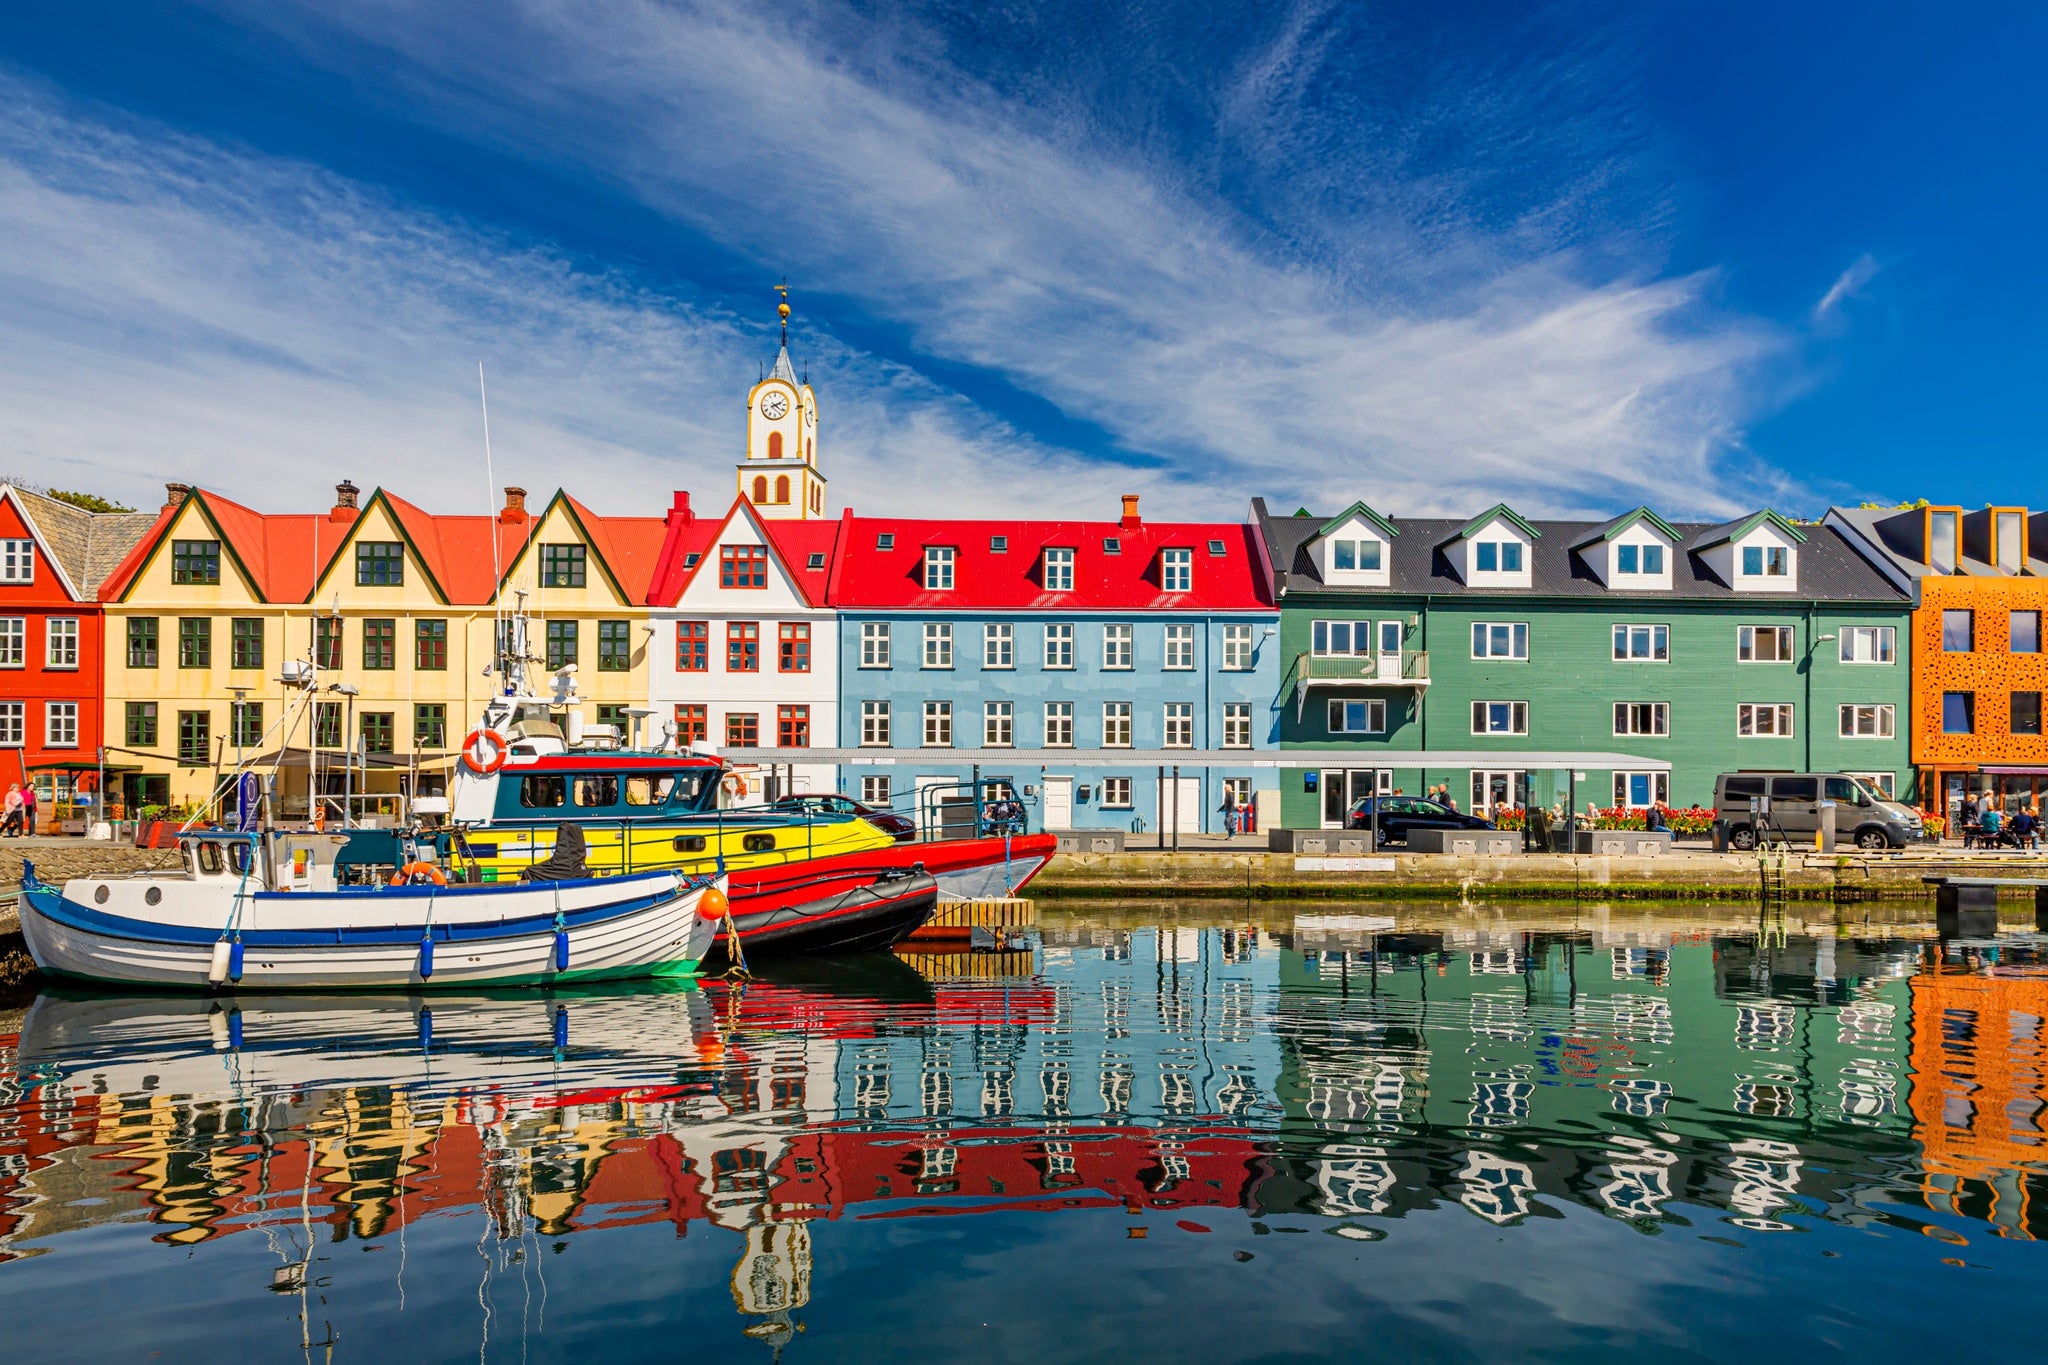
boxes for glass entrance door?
[1323,768,1392,827]
[1470,770,1530,818]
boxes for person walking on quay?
[2,783,22,837]
[22,781,38,836]
[1959,792,1982,848]
[1219,788,1240,838]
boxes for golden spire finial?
[775,280,790,345]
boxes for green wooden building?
[1252,500,1915,828]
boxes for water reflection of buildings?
[6,918,2048,1354]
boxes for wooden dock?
[904,896,1037,943]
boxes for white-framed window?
[861,775,891,806]
[1043,547,1074,592]
[1163,702,1194,747]
[1612,624,1668,662]
[1613,771,1668,809]
[860,700,891,746]
[1838,704,1895,738]
[1043,623,1074,669]
[984,701,1014,747]
[1471,622,1529,660]
[983,622,1013,669]
[1851,771,1897,798]
[1838,627,1896,664]
[45,701,77,748]
[923,546,956,589]
[1740,545,1789,577]
[46,617,78,669]
[1475,541,1524,573]
[1162,547,1192,592]
[1330,538,1383,572]
[1738,625,1795,662]
[1163,624,1195,670]
[1103,702,1133,747]
[1221,624,1254,670]
[1222,702,1252,747]
[1614,543,1666,576]
[1103,623,1133,670]
[922,622,953,669]
[0,700,21,745]
[1311,620,1373,657]
[861,622,891,668]
[1328,699,1387,734]
[0,617,22,667]
[1101,776,1132,808]
[1613,702,1670,736]
[1471,701,1528,735]
[1738,703,1795,736]
[1045,701,1074,747]
[0,539,33,582]
[922,701,953,746]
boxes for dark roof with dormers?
[1251,498,1908,603]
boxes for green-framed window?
[230,617,264,670]
[231,701,264,748]
[125,701,158,748]
[541,543,587,588]
[546,619,578,671]
[176,710,210,765]
[314,702,342,749]
[363,618,396,669]
[171,540,220,585]
[315,616,343,670]
[361,712,395,754]
[127,617,159,668]
[177,617,211,668]
[597,619,632,671]
[355,541,404,586]
[416,618,448,670]
[414,703,447,749]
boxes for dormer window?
[1044,547,1074,591]
[1162,547,1192,592]
[1929,510,1959,574]
[1331,538,1382,573]
[1996,510,2025,574]
[1741,545,1788,577]
[924,546,956,590]
[877,533,895,551]
[1615,543,1664,576]
[1475,541,1523,573]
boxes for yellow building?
[100,481,664,817]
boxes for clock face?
[760,392,789,420]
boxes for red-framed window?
[720,545,769,588]
[674,704,707,745]
[778,704,810,748]
[676,620,709,671]
[778,621,811,673]
[726,712,759,746]
[727,621,760,672]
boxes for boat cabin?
[452,752,725,826]
[171,830,354,893]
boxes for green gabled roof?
[1313,500,1400,541]
[1688,508,1808,549]
[1449,502,1541,543]
[1567,506,1680,551]
[306,487,455,605]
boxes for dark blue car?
[1345,796,1495,845]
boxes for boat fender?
[391,862,448,887]
[228,938,245,983]
[418,1008,433,1051]
[553,1004,569,1051]
[553,915,570,972]
[228,1008,243,1050]
[419,932,435,979]
[208,939,233,986]
[461,728,510,775]
[209,1008,230,1051]
[695,886,732,921]
[721,772,750,800]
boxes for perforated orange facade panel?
[1912,576,2048,767]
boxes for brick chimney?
[1120,493,1142,529]
[164,482,191,510]
[331,479,360,522]
[668,490,694,525]
[500,486,528,523]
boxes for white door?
[1043,777,1074,831]
[1156,777,1202,834]
[1376,620,1404,680]
[915,775,950,836]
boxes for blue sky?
[0,1,2040,522]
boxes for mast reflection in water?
[4,905,2048,1362]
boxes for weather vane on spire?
[775,279,790,347]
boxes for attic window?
[1615,544,1665,575]
[682,553,700,569]
[1102,537,1122,555]
[877,533,895,551]
[806,553,826,570]
[990,536,1008,553]
[1331,539,1382,572]
[1475,541,1523,573]
[1207,539,1227,556]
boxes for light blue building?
[827,502,1282,836]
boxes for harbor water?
[3,901,2046,1361]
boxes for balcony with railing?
[1292,650,1432,690]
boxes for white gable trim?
[0,486,85,602]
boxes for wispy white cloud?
[5,0,1795,522]
[1812,252,1882,325]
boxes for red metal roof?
[644,494,842,608]
[828,509,1275,611]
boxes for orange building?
[1828,504,2048,818]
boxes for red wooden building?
[0,485,157,826]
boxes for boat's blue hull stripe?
[22,879,696,949]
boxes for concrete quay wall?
[1033,849,2023,902]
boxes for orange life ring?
[721,772,750,800]
[391,861,448,887]
[461,727,510,774]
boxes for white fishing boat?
[17,828,724,990]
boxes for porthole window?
[673,836,707,853]
[742,833,776,853]
[94,884,110,904]
[145,886,163,906]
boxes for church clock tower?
[739,284,826,520]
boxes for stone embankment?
[1033,848,2026,902]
